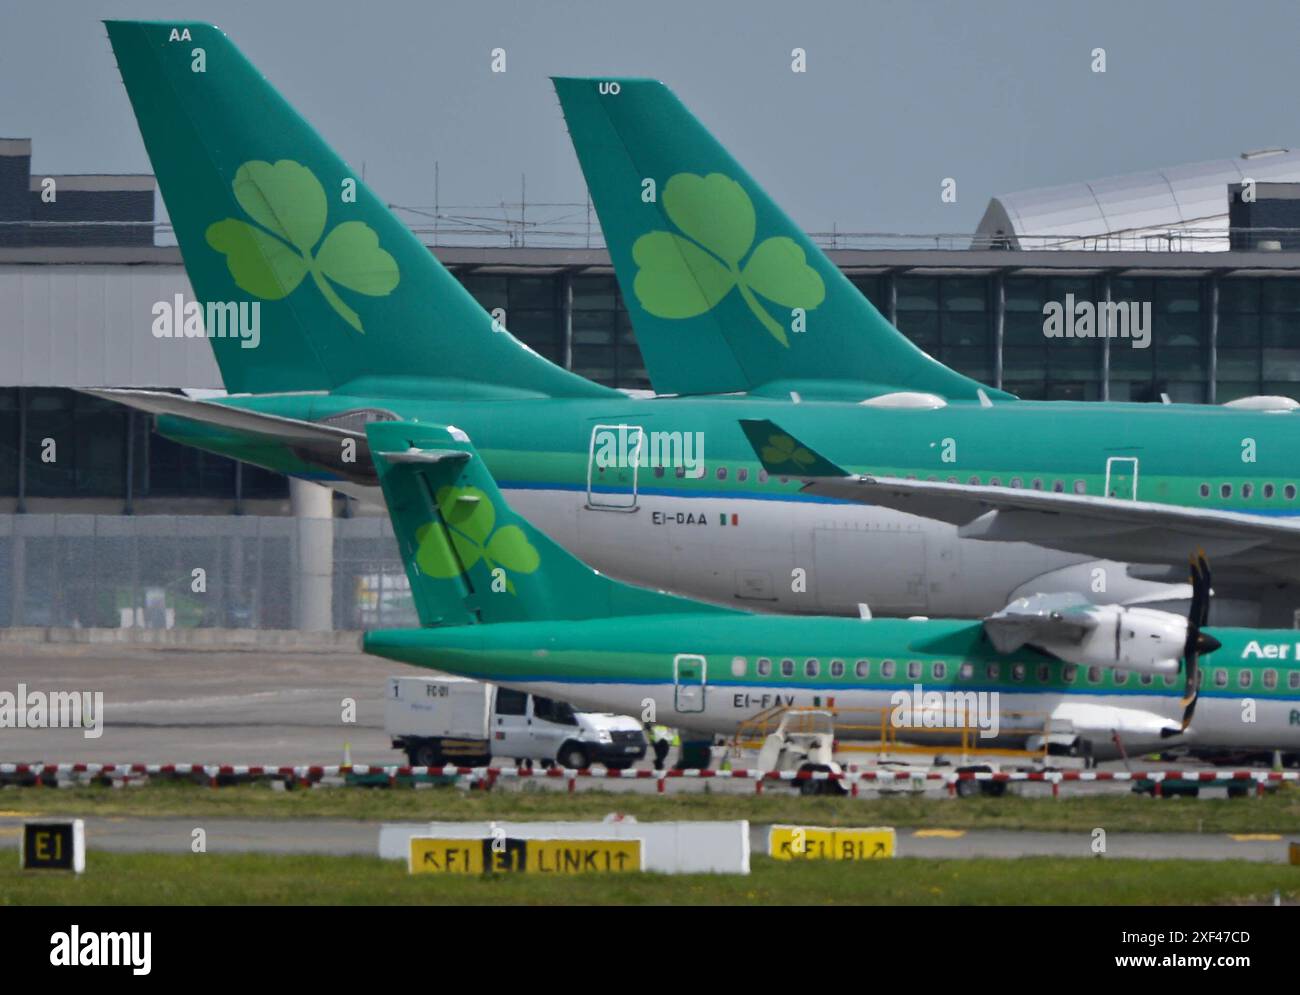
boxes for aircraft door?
[1104,456,1139,499]
[673,654,707,713]
[586,424,643,511]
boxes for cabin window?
[1073,480,1087,494]
[1087,665,1102,684]
[1010,477,1022,488]
[881,659,896,678]
[1037,663,1050,682]
[986,663,1000,680]
[1242,483,1254,499]
[1290,671,1300,690]
[1198,483,1210,498]
[1163,673,1177,687]
[854,659,870,678]
[1140,673,1153,686]
[675,466,686,478]
[1221,483,1232,499]
[780,658,795,678]
[804,659,820,678]
[496,688,528,715]
[731,656,747,678]
[1263,669,1277,689]
[716,467,727,481]
[1063,664,1077,683]
[989,477,1001,487]
[947,476,959,484]
[1264,483,1275,499]
[1112,669,1128,686]
[959,662,974,680]
[757,657,772,677]
[1213,669,1228,688]
[654,466,665,478]
[1287,484,1297,500]
[907,660,922,679]
[968,475,981,485]
[1239,669,1252,689]
[1031,478,1043,490]
[1011,663,1025,681]
[758,469,769,483]
[830,659,845,678]
[737,468,749,483]
[933,661,947,680]
[1053,480,1065,492]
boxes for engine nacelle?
[1041,605,1186,676]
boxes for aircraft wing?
[83,388,378,486]
[82,388,364,447]
[739,418,1300,585]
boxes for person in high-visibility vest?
[649,724,672,770]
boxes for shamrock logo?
[205,160,399,333]
[761,433,815,471]
[413,486,540,594]
[632,173,825,347]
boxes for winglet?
[739,419,848,477]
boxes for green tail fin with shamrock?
[367,422,727,626]
[553,77,1012,402]
[105,21,611,400]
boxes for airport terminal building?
[5,138,1300,629]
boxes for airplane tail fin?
[553,77,1011,401]
[105,21,610,400]
[366,422,722,626]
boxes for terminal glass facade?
[2,268,1300,504]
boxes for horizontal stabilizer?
[82,388,362,446]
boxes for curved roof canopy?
[976,149,1300,249]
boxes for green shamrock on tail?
[414,486,539,594]
[632,173,825,346]
[761,433,815,471]
[206,160,399,333]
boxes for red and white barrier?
[0,762,1295,796]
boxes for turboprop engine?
[984,587,1220,680]
[1033,604,1188,675]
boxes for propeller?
[1180,551,1219,730]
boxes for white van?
[385,676,647,769]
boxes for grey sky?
[3,0,1298,235]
